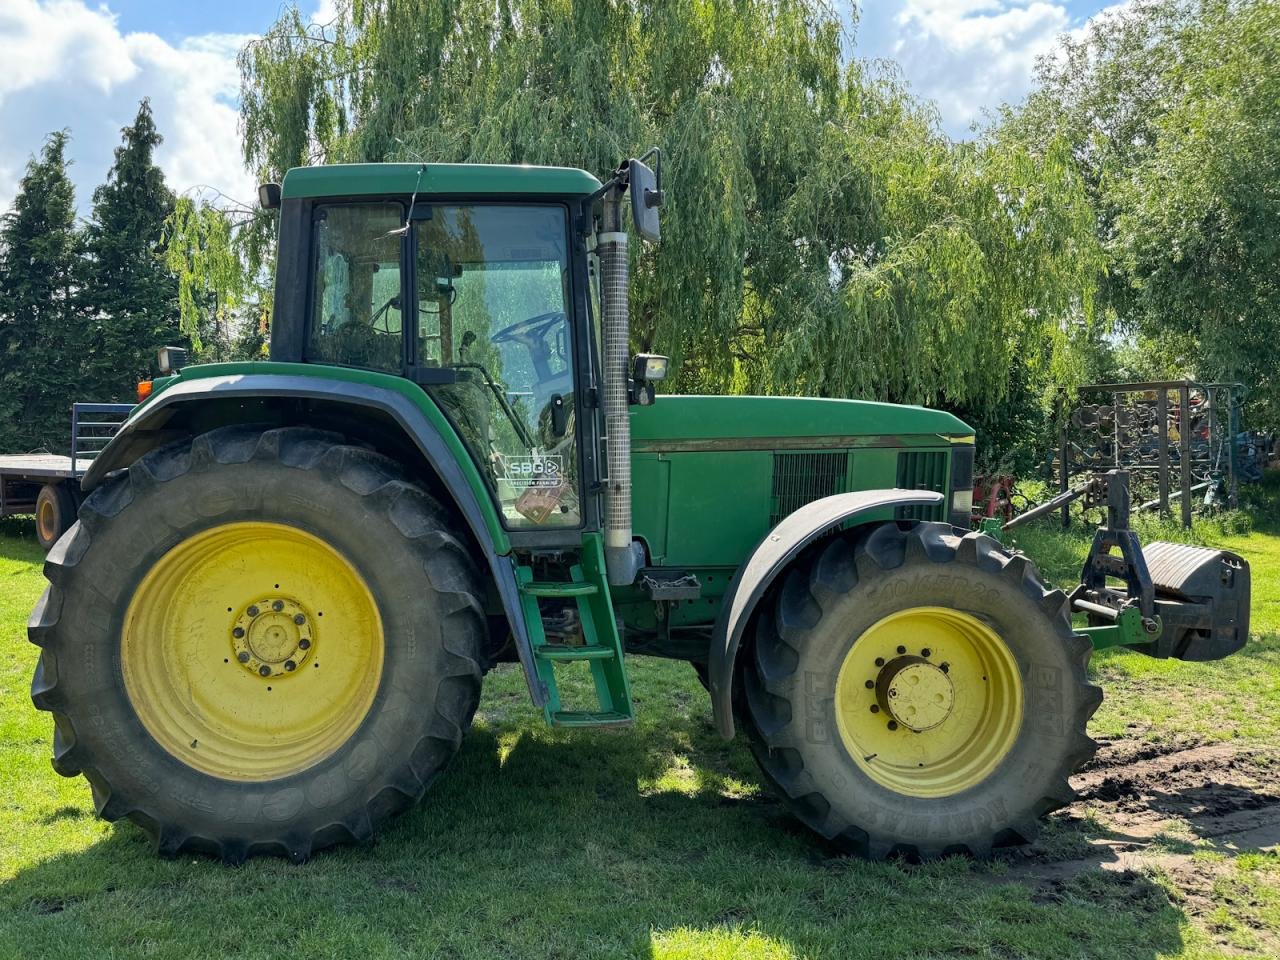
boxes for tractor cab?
[267,163,609,536]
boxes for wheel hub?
[875,656,953,732]
[230,597,314,678]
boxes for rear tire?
[35,482,76,551]
[29,425,485,863]
[740,521,1101,860]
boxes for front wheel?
[740,521,1101,859]
[29,425,486,863]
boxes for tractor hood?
[630,395,972,450]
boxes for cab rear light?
[137,380,153,402]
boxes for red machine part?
[972,474,1017,522]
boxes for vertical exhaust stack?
[599,186,644,586]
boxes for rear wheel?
[740,521,1101,859]
[29,425,485,863]
[35,482,76,551]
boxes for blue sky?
[0,1,1124,213]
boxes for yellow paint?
[834,606,1023,798]
[121,522,384,781]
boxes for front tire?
[740,521,1101,860]
[29,425,485,863]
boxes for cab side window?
[307,203,404,372]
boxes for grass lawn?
[1,479,1278,959]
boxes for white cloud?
[0,1,255,215]
[852,1,1130,138]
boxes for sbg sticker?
[498,454,564,490]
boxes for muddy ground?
[996,733,1280,955]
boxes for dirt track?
[995,735,1280,954]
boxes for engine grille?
[770,451,850,526]
[895,450,949,521]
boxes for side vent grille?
[770,451,849,526]
[895,450,948,521]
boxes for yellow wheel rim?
[122,522,384,781]
[833,606,1023,798]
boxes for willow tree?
[1005,0,1280,423]
[237,0,1100,436]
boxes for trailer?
[0,403,132,549]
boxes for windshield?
[416,205,580,529]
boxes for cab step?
[551,710,632,728]
[515,534,633,729]
[519,581,598,598]
[534,644,616,661]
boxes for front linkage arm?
[1067,470,1164,651]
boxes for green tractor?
[29,155,1251,863]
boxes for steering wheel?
[492,311,564,344]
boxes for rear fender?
[709,489,946,739]
[81,372,547,706]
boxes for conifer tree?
[80,99,179,399]
[0,131,82,452]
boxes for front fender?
[708,489,946,739]
[81,371,548,707]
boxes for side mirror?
[628,156,663,242]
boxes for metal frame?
[1058,379,1244,528]
[70,403,133,475]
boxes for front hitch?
[1069,470,1250,660]
[1006,470,1250,661]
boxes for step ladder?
[515,535,633,728]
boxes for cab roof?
[280,162,603,200]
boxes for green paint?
[154,360,510,554]
[281,163,601,200]
[978,517,1005,541]
[1079,607,1163,651]
[630,395,973,445]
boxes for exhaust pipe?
[599,186,643,586]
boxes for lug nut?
[272,600,284,612]
[232,627,245,639]
[284,660,296,672]
[921,648,931,658]
[870,704,880,713]
[237,651,250,664]
[896,645,906,654]
[874,657,885,667]
[247,605,260,617]
[259,665,271,677]
[887,720,899,731]
[298,639,311,650]
[864,679,874,689]
[940,662,950,673]
[293,614,306,625]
